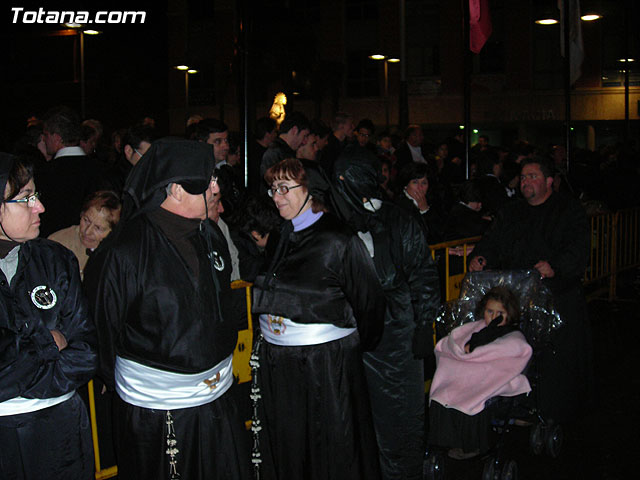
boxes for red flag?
[469,0,492,54]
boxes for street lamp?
[174,65,198,110]
[64,24,101,118]
[369,54,400,130]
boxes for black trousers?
[0,393,94,480]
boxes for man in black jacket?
[470,156,592,424]
[38,106,101,236]
[260,111,310,179]
[334,146,441,480]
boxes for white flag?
[559,0,584,85]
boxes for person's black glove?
[412,324,433,359]
[465,316,518,353]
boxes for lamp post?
[369,55,400,130]
[174,65,198,111]
[64,24,100,118]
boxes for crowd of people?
[0,104,637,479]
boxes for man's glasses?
[5,192,41,208]
[268,184,302,197]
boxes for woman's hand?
[50,329,68,351]
[407,189,428,211]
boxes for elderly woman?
[49,190,121,279]
[0,153,97,479]
[251,158,386,480]
[395,162,444,244]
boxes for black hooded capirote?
[333,145,441,480]
[83,138,249,480]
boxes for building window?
[346,50,379,97]
[346,0,379,21]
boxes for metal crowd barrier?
[584,207,640,300]
[428,236,483,302]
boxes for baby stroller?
[423,269,564,480]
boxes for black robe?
[471,192,592,422]
[251,213,386,480]
[361,202,440,480]
[84,211,249,480]
[0,239,97,479]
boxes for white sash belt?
[260,314,356,346]
[0,391,74,416]
[115,354,233,410]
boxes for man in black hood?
[84,138,249,480]
[333,145,441,480]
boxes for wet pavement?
[428,269,640,480]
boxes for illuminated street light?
[535,18,558,25]
[174,65,198,109]
[581,14,601,21]
[368,54,400,129]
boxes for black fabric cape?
[471,192,592,422]
[86,212,237,385]
[252,213,385,349]
[0,239,97,479]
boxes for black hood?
[124,137,215,215]
[332,144,383,231]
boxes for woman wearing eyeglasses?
[251,158,386,480]
[0,153,97,479]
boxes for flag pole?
[463,0,471,180]
[562,0,571,173]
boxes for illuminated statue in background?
[269,92,287,127]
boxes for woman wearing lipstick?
[49,190,121,279]
[0,153,97,479]
[251,157,386,480]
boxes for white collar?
[363,198,382,212]
[54,146,86,159]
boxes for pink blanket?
[429,320,532,416]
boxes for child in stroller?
[428,285,533,460]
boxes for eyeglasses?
[268,184,302,197]
[520,173,540,181]
[134,148,143,158]
[5,192,41,208]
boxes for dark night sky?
[1,1,169,148]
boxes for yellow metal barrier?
[429,236,482,302]
[231,280,254,384]
[87,379,118,479]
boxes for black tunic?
[251,213,386,480]
[0,239,97,479]
[472,192,592,422]
[85,210,249,480]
